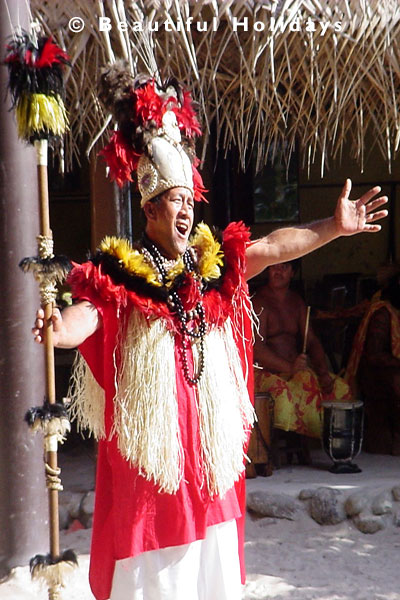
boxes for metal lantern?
[322,401,364,474]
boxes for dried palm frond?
[29,0,400,174]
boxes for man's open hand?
[334,179,388,236]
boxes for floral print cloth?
[254,368,352,438]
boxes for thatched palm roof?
[30,0,400,175]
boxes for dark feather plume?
[98,60,136,114]
[30,549,78,573]
[19,255,72,282]
[99,66,200,156]
[4,32,70,106]
[99,61,138,145]
[25,400,69,427]
[161,76,184,105]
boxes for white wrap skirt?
[109,520,242,600]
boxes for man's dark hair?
[141,193,162,227]
[288,258,301,274]
[267,258,301,274]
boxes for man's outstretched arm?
[245,179,388,280]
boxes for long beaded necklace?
[142,238,207,385]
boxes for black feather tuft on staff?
[19,255,72,282]
[25,400,69,427]
[30,549,78,573]
[30,549,78,586]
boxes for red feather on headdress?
[172,90,202,138]
[134,80,201,139]
[99,131,141,188]
[192,158,208,203]
[134,80,166,128]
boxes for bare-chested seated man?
[252,260,352,445]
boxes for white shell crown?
[138,111,194,206]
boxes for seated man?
[346,273,400,455]
[253,261,352,443]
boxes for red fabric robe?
[67,223,254,600]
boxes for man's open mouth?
[176,222,189,236]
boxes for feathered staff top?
[4,32,70,142]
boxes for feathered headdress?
[98,61,207,204]
[4,32,70,143]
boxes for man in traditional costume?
[33,72,387,600]
[253,260,352,444]
[346,273,400,455]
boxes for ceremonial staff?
[4,32,77,599]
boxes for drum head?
[322,401,363,410]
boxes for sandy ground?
[1,449,399,600]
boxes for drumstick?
[302,306,311,353]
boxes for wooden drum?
[246,393,274,478]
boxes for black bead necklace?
[143,239,207,385]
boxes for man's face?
[144,187,195,259]
[267,262,294,290]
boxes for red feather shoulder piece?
[202,222,250,325]
[67,222,250,328]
